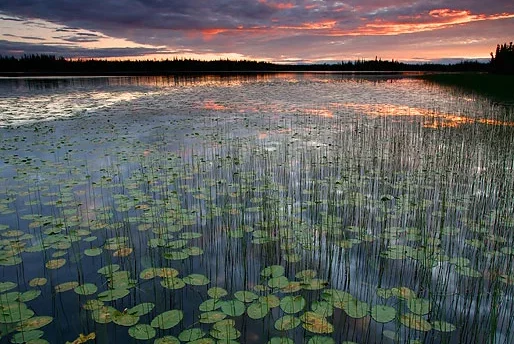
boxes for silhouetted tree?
[490,42,514,74]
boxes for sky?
[0,0,513,64]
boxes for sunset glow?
[0,1,512,63]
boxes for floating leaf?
[247,301,270,319]
[28,278,47,287]
[268,276,289,289]
[275,315,301,331]
[84,248,102,257]
[45,258,66,269]
[16,316,53,331]
[92,306,117,324]
[234,290,258,303]
[74,284,98,296]
[183,274,210,286]
[400,313,432,331]
[199,311,226,324]
[295,269,317,280]
[128,324,156,340]
[208,287,228,299]
[280,295,306,314]
[343,299,369,319]
[407,298,431,315]
[154,336,180,344]
[97,264,120,276]
[55,281,79,293]
[391,287,416,300]
[128,303,155,316]
[199,299,221,312]
[259,295,280,308]
[18,290,42,302]
[432,320,456,332]
[0,281,16,292]
[301,278,327,291]
[261,265,285,278]
[151,310,183,329]
[113,312,140,326]
[11,329,44,343]
[178,328,205,342]
[311,301,334,317]
[97,289,130,302]
[268,337,294,344]
[83,300,104,311]
[160,277,185,290]
[300,312,333,334]
[307,336,335,344]
[455,266,482,278]
[370,305,396,323]
[220,300,246,317]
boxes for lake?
[0,73,513,344]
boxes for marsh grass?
[0,74,513,343]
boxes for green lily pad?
[128,303,155,316]
[16,316,53,330]
[300,312,333,334]
[261,265,285,278]
[247,301,270,319]
[268,337,294,344]
[183,274,210,286]
[407,298,431,315]
[97,289,130,302]
[301,278,327,290]
[199,299,221,312]
[113,312,140,326]
[45,258,66,269]
[91,306,118,324]
[234,290,258,303]
[295,269,317,280]
[307,336,335,344]
[28,278,47,287]
[432,320,457,332]
[74,283,98,296]
[18,290,42,302]
[11,329,44,343]
[275,315,301,331]
[280,295,306,314]
[259,295,280,308]
[370,305,396,323]
[55,281,79,293]
[400,313,432,331]
[97,264,120,275]
[84,248,103,256]
[151,309,183,329]
[455,266,482,278]
[178,328,205,341]
[391,287,416,300]
[207,287,228,299]
[164,251,189,260]
[129,324,156,340]
[160,277,185,290]
[220,300,246,317]
[154,336,180,344]
[268,276,289,289]
[0,281,16,292]
[343,299,369,319]
[0,304,34,323]
[199,311,227,324]
[311,301,334,317]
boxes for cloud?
[0,1,513,62]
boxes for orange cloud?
[258,0,294,10]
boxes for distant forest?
[0,43,512,75]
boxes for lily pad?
[160,277,185,290]
[261,265,285,278]
[84,248,103,257]
[128,303,155,316]
[400,313,432,331]
[183,274,210,286]
[234,290,258,303]
[207,287,228,299]
[45,258,66,269]
[268,276,289,289]
[343,299,369,319]
[432,320,457,332]
[74,284,98,296]
[0,281,17,292]
[18,290,42,302]
[113,312,140,326]
[259,295,280,308]
[199,311,227,324]
[55,281,79,293]
[307,336,335,344]
[129,324,156,340]
[275,315,301,331]
[300,312,333,334]
[11,329,44,343]
[97,289,130,302]
[151,309,183,329]
[280,295,306,314]
[247,301,270,319]
[407,298,431,315]
[178,328,205,341]
[28,278,47,287]
[370,305,396,323]
[16,316,53,331]
[220,300,246,317]
[199,299,221,312]
[154,336,180,344]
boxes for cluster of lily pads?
[1,75,514,343]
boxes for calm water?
[0,74,513,344]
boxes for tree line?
[0,43,511,75]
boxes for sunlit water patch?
[0,74,513,343]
